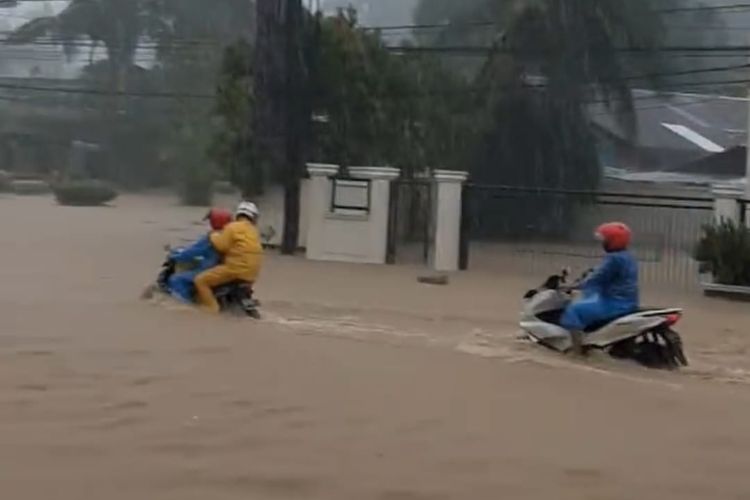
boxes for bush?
[53,180,118,206]
[12,179,51,195]
[694,220,750,286]
[0,170,11,192]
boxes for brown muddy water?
[1,193,750,500]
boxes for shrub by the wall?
[53,180,118,206]
[694,220,750,286]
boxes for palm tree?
[6,0,149,92]
[419,0,670,237]
[412,0,672,187]
[501,0,664,114]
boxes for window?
[331,178,370,214]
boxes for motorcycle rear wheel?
[609,329,688,370]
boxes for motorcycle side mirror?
[542,275,562,290]
[561,267,571,281]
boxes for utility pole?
[281,0,306,255]
[254,0,285,171]
[745,86,750,222]
[254,0,307,254]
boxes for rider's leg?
[561,296,609,355]
[194,265,236,313]
[168,271,197,302]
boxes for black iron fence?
[460,185,715,291]
[387,179,433,265]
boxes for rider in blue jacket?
[168,208,232,302]
[560,222,639,354]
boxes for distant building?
[0,44,78,80]
[590,89,747,183]
[0,77,97,178]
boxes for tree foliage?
[210,40,260,195]
[309,10,471,174]
[695,220,750,286]
[6,0,252,192]
[212,8,474,191]
[7,0,149,89]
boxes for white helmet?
[235,201,259,221]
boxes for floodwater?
[2,193,750,500]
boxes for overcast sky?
[319,0,418,25]
[0,1,67,33]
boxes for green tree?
[309,10,470,174]
[210,40,260,195]
[5,0,255,193]
[211,9,471,250]
[6,0,164,187]
[409,0,672,187]
[407,0,676,236]
[148,0,254,200]
[6,0,149,91]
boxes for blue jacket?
[581,250,639,311]
[170,235,220,273]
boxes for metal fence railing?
[461,185,714,291]
[387,179,433,265]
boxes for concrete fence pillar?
[305,164,400,264]
[712,183,745,224]
[305,163,339,260]
[430,170,469,272]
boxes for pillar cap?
[348,166,400,180]
[712,182,744,198]
[307,163,339,177]
[433,170,469,183]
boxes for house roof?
[672,145,746,178]
[590,89,748,154]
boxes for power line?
[665,23,750,31]
[0,74,746,103]
[0,38,223,48]
[0,80,215,99]
[13,37,750,56]
[384,44,750,56]
[622,61,750,81]
[658,2,750,13]
[359,3,750,32]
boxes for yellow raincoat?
[194,220,263,312]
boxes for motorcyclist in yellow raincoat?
[194,201,263,313]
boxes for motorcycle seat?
[583,312,632,333]
[213,281,254,297]
[214,280,253,289]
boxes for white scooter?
[520,269,688,369]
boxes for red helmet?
[206,208,232,231]
[595,222,631,252]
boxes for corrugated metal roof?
[590,89,748,153]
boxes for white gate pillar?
[712,182,744,224]
[305,163,339,260]
[430,170,469,272]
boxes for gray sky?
[319,0,418,25]
[0,1,67,33]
